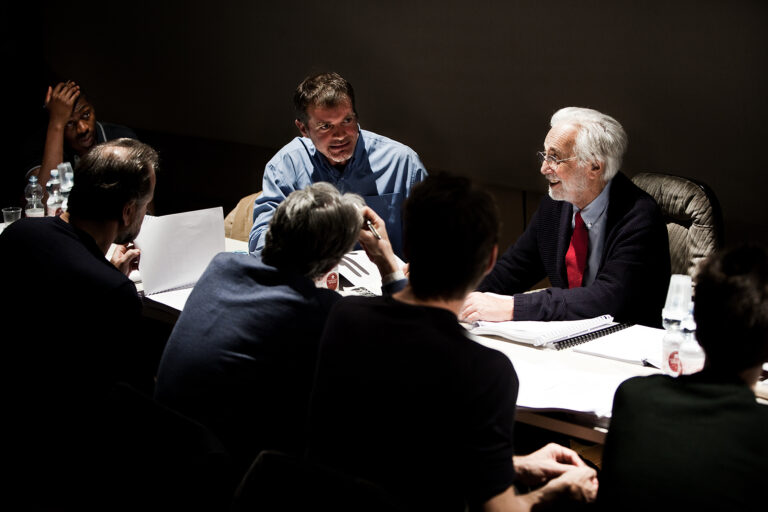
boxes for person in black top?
[598,244,768,511]
[155,182,405,480]
[308,173,598,511]
[1,138,161,509]
[24,80,137,193]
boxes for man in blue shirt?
[249,72,427,257]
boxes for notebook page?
[134,207,225,295]
[573,324,665,367]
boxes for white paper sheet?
[470,333,624,418]
[337,249,405,296]
[573,324,665,367]
[134,207,225,296]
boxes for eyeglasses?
[537,151,578,168]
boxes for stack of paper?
[469,333,622,419]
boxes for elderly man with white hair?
[461,107,670,327]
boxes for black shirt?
[598,371,768,511]
[308,295,518,511]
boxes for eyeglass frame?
[537,151,579,168]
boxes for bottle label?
[25,208,45,218]
[667,351,681,374]
[314,267,340,291]
[47,205,63,217]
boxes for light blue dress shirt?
[572,179,612,286]
[249,128,427,258]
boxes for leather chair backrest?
[632,172,724,276]
[224,191,262,242]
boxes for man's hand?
[45,81,80,127]
[543,466,599,503]
[459,291,514,323]
[111,244,141,276]
[513,443,588,487]
[358,206,400,278]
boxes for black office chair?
[99,383,235,511]
[632,172,724,276]
[231,450,405,512]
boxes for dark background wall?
[5,1,767,245]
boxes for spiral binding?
[551,322,632,350]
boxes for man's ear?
[121,200,136,228]
[587,159,604,180]
[295,119,309,138]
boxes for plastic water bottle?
[46,169,64,217]
[661,322,684,376]
[679,311,705,374]
[58,162,74,211]
[661,274,692,330]
[24,176,45,218]
[661,274,692,376]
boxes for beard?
[546,171,589,204]
[114,221,141,246]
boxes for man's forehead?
[544,123,578,151]
[71,98,94,117]
[307,97,354,122]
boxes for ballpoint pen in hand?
[366,218,382,240]
[355,203,382,240]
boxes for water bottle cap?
[29,175,38,183]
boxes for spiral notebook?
[572,324,664,367]
[470,315,625,348]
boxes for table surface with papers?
[468,329,768,444]
[468,330,660,443]
[121,207,768,444]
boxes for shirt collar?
[575,178,612,228]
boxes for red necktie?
[565,211,588,289]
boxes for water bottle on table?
[661,274,692,376]
[679,308,705,374]
[46,169,64,217]
[58,162,74,211]
[24,175,45,218]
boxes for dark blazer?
[479,172,670,327]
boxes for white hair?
[550,107,628,181]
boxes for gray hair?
[550,107,628,181]
[67,138,157,222]
[262,182,365,278]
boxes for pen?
[366,219,382,240]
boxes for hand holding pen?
[357,205,399,277]
[365,218,382,240]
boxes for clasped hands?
[514,443,598,503]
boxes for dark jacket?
[479,172,670,327]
